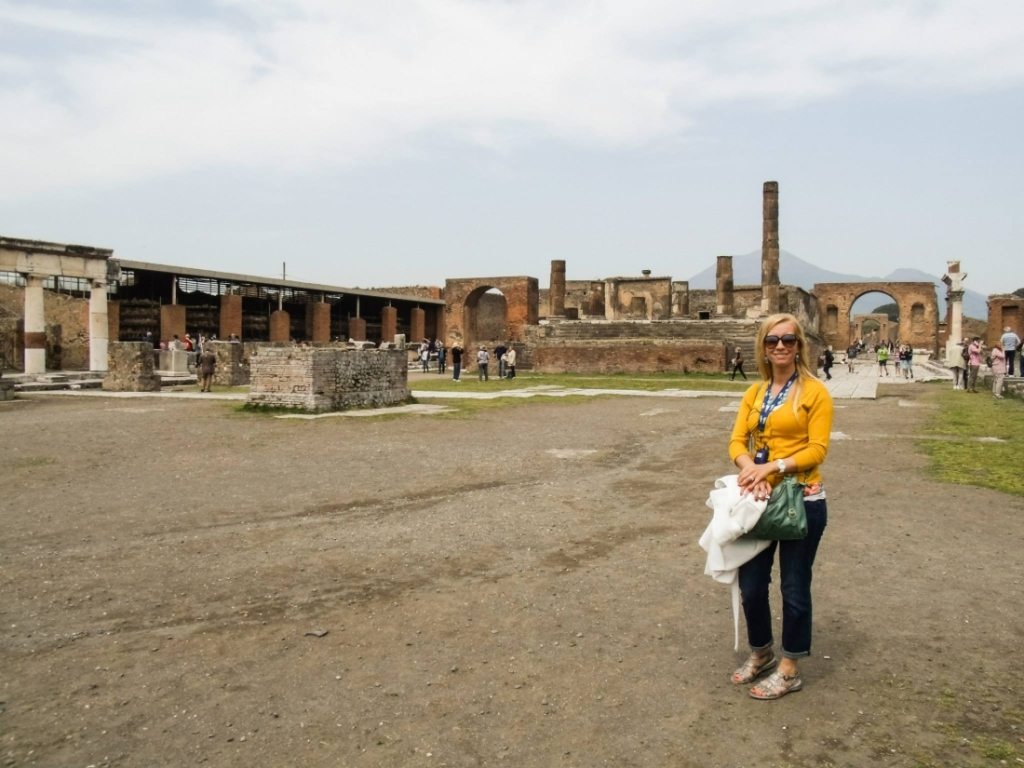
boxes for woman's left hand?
[737,462,775,500]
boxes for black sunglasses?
[764,334,799,348]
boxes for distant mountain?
[686,250,988,319]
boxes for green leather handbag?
[742,475,808,540]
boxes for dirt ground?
[1,386,1022,768]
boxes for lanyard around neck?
[757,371,799,433]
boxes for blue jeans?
[738,499,828,659]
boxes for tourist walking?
[451,343,463,382]
[494,343,507,379]
[419,339,430,373]
[990,344,1006,398]
[477,347,490,381]
[436,340,446,374]
[821,347,834,381]
[505,346,517,379]
[198,346,216,392]
[730,346,747,381]
[967,336,983,392]
[727,313,834,700]
[899,345,914,379]
[1000,327,1020,376]
[876,345,889,376]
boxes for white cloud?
[1,0,1022,198]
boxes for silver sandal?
[749,669,803,700]
[731,651,778,685]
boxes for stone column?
[308,302,331,343]
[23,275,46,374]
[715,256,734,316]
[433,307,446,346]
[348,316,367,341]
[89,279,109,372]
[269,310,291,342]
[410,307,425,343]
[944,262,965,345]
[549,260,566,317]
[160,304,186,345]
[220,294,242,340]
[761,180,780,314]
[381,305,398,343]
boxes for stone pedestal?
[247,347,408,412]
[157,349,191,373]
[212,341,248,386]
[103,342,161,391]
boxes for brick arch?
[813,282,939,354]
[443,276,539,351]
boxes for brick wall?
[247,347,409,412]
[529,340,726,374]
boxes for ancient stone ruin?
[247,346,408,412]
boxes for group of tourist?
[150,331,225,392]
[417,338,447,374]
[946,328,1019,398]
[417,339,517,383]
[874,341,915,379]
[468,343,516,382]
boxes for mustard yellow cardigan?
[728,376,834,487]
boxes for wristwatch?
[775,459,786,475]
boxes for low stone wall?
[529,339,727,374]
[103,342,160,392]
[247,347,408,412]
[211,341,249,386]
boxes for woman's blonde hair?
[754,313,819,388]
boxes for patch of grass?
[419,393,598,418]
[975,738,1017,760]
[13,456,56,469]
[918,389,1024,496]
[409,371,748,393]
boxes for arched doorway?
[443,276,539,352]
[464,286,508,350]
[814,281,939,356]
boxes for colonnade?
[1,237,114,374]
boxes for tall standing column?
[23,275,46,374]
[89,279,109,372]
[715,256,734,316]
[410,307,425,343]
[942,261,966,361]
[761,180,780,314]
[549,260,566,317]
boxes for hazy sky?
[2,0,1021,296]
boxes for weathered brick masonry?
[523,321,745,374]
[247,347,408,412]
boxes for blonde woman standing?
[727,313,834,700]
